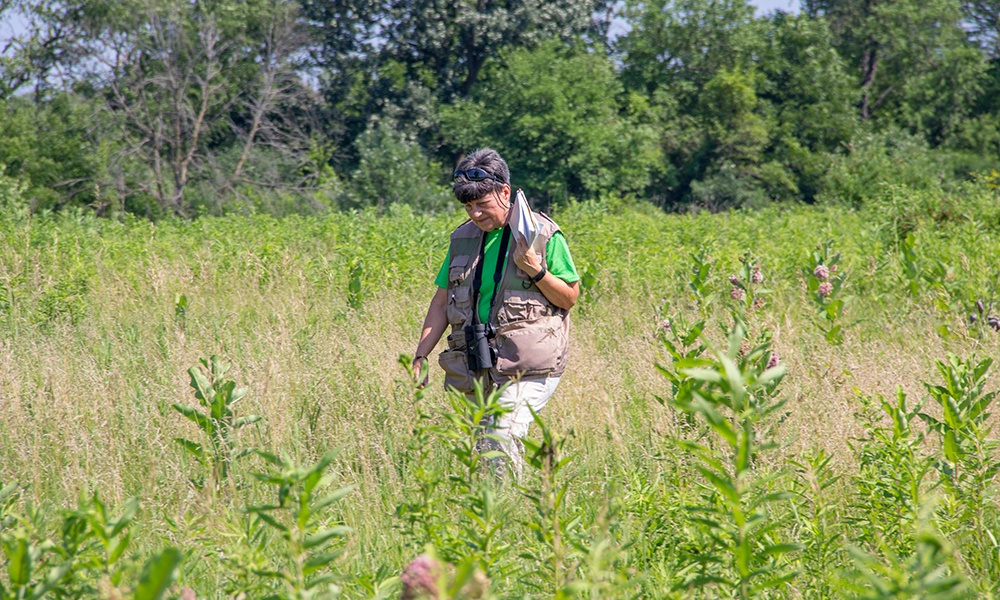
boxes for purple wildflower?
[729,274,740,285]
[977,299,985,315]
[401,555,441,600]
[989,315,1000,332]
[813,265,829,281]
[751,266,764,284]
[659,319,671,332]
[767,352,780,369]
[731,287,745,301]
[817,282,833,298]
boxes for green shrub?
[342,121,452,214]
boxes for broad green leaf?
[134,547,182,600]
[681,368,723,384]
[304,526,352,549]
[233,415,262,428]
[756,542,803,558]
[171,404,213,434]
[696,466,739,506]
[254,450,285,466]
[253,512,289,533]
[944,430,960,463]
[110,497,139,538]
[304,550,347,574]
[188,367,214,403]
[756,364,786,388]
[0,482,17,504]
[109,531,132,565]
[174,438,208,465]
[7,538,31,586]
[314,486,355,512]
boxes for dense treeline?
[1,0,999,217]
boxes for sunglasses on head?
[453,168,504,183]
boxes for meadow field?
[2,184,1000,598]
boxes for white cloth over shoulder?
[510,189,542,252]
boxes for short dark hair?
[452,148,510,204]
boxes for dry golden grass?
[1,207,999,582]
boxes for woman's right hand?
[413,355,429,389]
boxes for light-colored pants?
[479,376,561,481]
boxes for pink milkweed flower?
[401,555,441,600]
[817,282,833,297]
[729,274,740,285]
[813,265,830,281]
[731,287,745,301]
[659,319,671,332]
[767,352,780,369]
[751,266,764,284]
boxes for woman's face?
[464,184,511,232]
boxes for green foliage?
[395,368,513,575]
[0,485,179,600]
[173,356,261,487]
[442,41,660,203]
[0,165,29,221]
[134,549,183,600]
[820,130,967,210]
[918,356,998,500]
[841,526,971,599]
[5,203,1000,596]
[519,410,577,597]
[848,388,934,554]
[660,318,799,597]
[343,122,452,213]
[790,448,844,598]
[803,240,851,345]
[237,450,354,599]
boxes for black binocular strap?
[471,225,512,324]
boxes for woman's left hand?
[513,240,543,278]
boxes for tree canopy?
[0,0,998,216]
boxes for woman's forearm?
[415,287,450,358]
[534,274,579,310]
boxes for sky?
[752,0,801,15]
[2,0,801,53]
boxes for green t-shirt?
[435,229,580,324]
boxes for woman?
[412,148,580,479]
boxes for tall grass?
[1,187,999,597]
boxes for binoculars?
[464,323,497,371]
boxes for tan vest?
[437,212,571,393]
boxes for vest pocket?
[497,290,549,326]
[495,315,567,376]
[447,286,473,325]
[438,349,475,395]
[448,254,471,284]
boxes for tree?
[300,0,613,166]
[0,0,112,100]
[617,0,761,108]
[91,0,319,217]
[963,0,1000,56]
[441,41,661,203]
[803,0,985,144]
